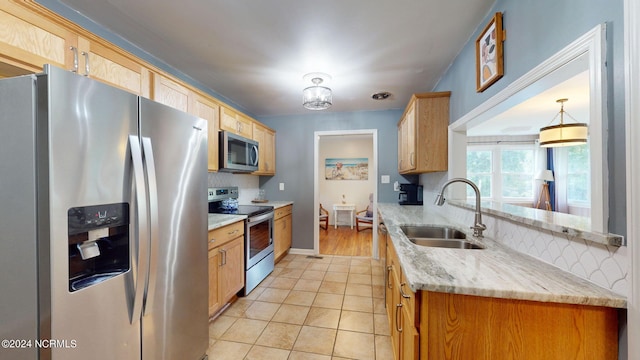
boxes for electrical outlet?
[279,183,284,191]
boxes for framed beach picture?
[476,12,504,92]
[325,158,368,180]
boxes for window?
[467,150,492,198]
[466,144,536,202]
[501,149,534,199]
[566,144,590,204]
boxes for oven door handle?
[247,211,274,223]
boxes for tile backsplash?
[421,173,629,298]
[208,172,259,204]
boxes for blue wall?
[432,0,626,236]
[258,109,413,250]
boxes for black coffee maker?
[399,183,423,205]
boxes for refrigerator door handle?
[141,136,159,316]
[129,135,150,324]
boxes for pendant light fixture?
[539,98,588,147]
[302,73,332,110]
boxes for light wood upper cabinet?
[398,92,450,174]
[0,2,74,74]
[252,123,275,175]
[152,72,189,112]
[189,94,220,172]
[220,105,252,138]
[76,36,151,97]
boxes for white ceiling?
[468,70,590,136]
[56,0,495,117]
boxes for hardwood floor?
[319,225,373,256]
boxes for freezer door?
[43,65,141,360]
[0,75,39,360]
[139,97,209,360]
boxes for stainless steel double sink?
[399,225,484,249]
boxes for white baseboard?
[287,248,316,256]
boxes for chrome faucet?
[435,178,486,237]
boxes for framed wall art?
[325,158,368,180]
[476,12,504,92]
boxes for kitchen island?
[378,203,624,360]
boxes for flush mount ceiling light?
[539,98,588,147]
[302,73,332,110]
[371,91,391,100]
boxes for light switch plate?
[279,183,284,191]
[381,175,390,183]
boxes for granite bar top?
[448,199,624,247]
[378,203,626,308]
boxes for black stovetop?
[208,203,273,217]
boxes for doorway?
[313,130,378,257]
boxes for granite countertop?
[208,213,246,231]
[248,201,294,209]
[378,203,626,308]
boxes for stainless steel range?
[208,187,274,295]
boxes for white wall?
[318,135,374,225]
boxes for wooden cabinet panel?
[152,72,189,112]
[219,236,244,302]
[208,247,221,317]
[208,221,245,317]
[190,94,220,171]
[0,2,73,73]
[274,213,292,262]
[422,292,618,360]
[220,105,252,138]
[398,92,450,174]
[77,37,151,97]
[252,123,275,175]
[208,221,244,250]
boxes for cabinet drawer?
[208,221,244,250]
[274,205,292,220]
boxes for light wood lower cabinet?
[208,221,245,317]
[273,205,292,263]
[384,226,619,360]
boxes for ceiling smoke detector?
[371,92,391,100]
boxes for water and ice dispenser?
[67,203,130,292]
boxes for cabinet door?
[398,104,416,173]
[253,123,276,175]
[401,304,419,360]
[274,214,292,261]
[219,236,245,302]
[77,37,151,97]
[220,105,252,138]
[390,267,402,359]
[0,2,74,74]
[208,248,221,317]
[151,72,189,111]
[190,94,220,171]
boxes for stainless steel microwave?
[219,131,259,172]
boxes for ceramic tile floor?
[207,253,393,360]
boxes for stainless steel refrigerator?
[0,65,209,360]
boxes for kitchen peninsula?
[378,203,624,360]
